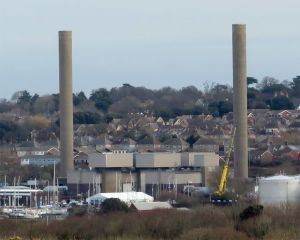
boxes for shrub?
[235,204,271,239]
[239,204,263,221]
[179,227,249,240]
[9,237,22,240]
[236,215,271,239]
[101,198,129,213]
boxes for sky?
[0,0,299,99]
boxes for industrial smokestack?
[59,31,74,177]
[232,24,248,179]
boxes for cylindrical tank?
[258,175,300,205]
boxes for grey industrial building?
[67,152,219,198]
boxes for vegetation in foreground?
[2,203,300,240]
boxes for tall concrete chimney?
[232,24,248,179]
[59,31,74,177]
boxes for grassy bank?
[2,204,300,240]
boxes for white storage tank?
[258,175,300,205]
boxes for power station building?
[67,152,219,198]
[59,25,248,197]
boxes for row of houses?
[7,109,300,168]
[17,139,300,168]
[250,144,300,162]
[74,109,300,149]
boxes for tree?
[208,101,233,117]
[109,96,143,116]
[156,108,176,120]
[90,88,112,111]
[218,101,233,117]
[0,100,12,113]
[291,76,300,98]
[261,83,289,94]
[51,94,60,112]
[16,90,32,112]
[73,112,103,124]
[30,94,39,105]
[211,84,231,95]
[186,135,199,147]
[122,83,133,87]
[208,102,220,117]
[270,96,294,110]
[17,90,31,104]
[0,120,30,143]
[23,116,50,130]
[73,91,87,106]
[257,76,279,90]
[32,95,56,114]
[254,102,268,109]
[101,198,128,213]
[247,77,258,86]
[207,84,233,102]
[179,86,202,100]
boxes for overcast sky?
[0,0,299,99]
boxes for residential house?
[158,125,186,137]
[278,110,292,119]
[75,124,104,137]
[249,146,276,163]
[174,115,192,128]
[16,146,53,157]
[165,119,175,126]
[252,135,271,149]
[95,135,112,152]
[20,155,60,166]
[106,118,128,134]
[193,138,219,153]
[147,122,159,132]
[110,137,137,152]
[204,115,214,121]
[136,136,161,152]
[74,151,89,166]
[277,144,300,161]
[274,90,289,98]
[249,148,267,162]
[206,126,226,138]
[160,137,189,152]
[195,98,205,107]
[46,147,60,156]
[261,150,274,162]
[0,145,16,156]
[284,150,300,161]
[248,112,256,126]
[265,120,281,135]
[156,117,165,126]
[288,121,300,131]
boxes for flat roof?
[259,175,300,181]
[0,186,42,195]
[87,191,154,203]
